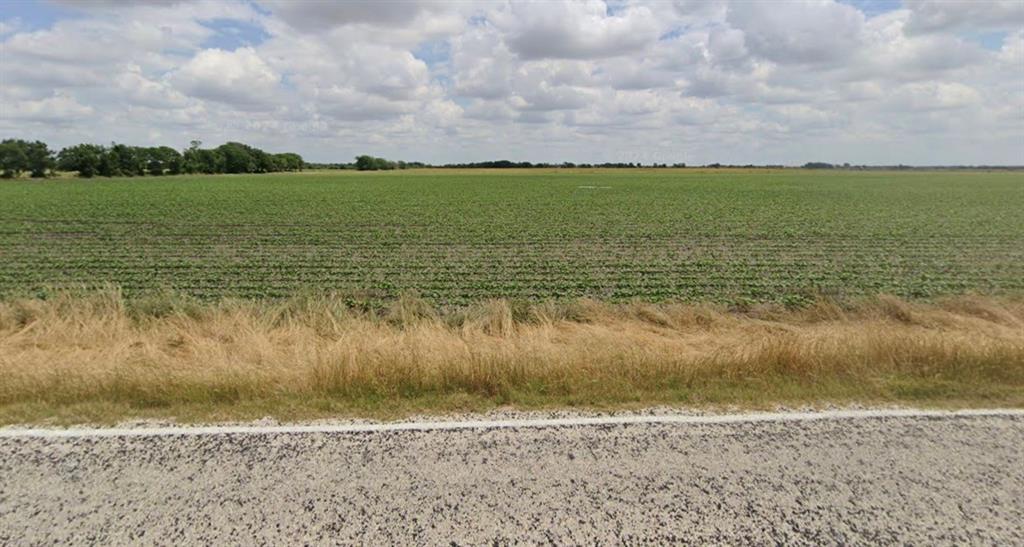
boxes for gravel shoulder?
[1,410,1022,545]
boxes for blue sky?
[200,17,270,50]
[2,0,76,31]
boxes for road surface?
[1,410,1022,545]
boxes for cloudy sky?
[1,0,1021,165]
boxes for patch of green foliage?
[0,139,55,178]
[54,140,305,178]
[0,169,1021,304]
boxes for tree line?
[340,157,688,170]
[0,139,303,178]
[439,160,693,169]
[354,155,428,171]
[0,140,55,178]
[6,139,1017,178]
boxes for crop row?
[2,169,1022,302]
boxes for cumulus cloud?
[266,0,436,30]
[889,82,982,111]
[0,0,1020,164]
[171,47,280,109]
[999,31,1024,65]
[117,66,188,109]
[726,0,865,64]
[495,1,663,60]
[904,0,1024,33]
[1,94,94,123]
[0,18,22,36]
[52,0,187,7]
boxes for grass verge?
[1,289,1022,425]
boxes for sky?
[0,0,1022,165]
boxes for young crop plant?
[0,169,1021,305]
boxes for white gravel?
[1,409,1022,544]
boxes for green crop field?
[1,169,1021,305]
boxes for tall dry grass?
[1,290,1022,421]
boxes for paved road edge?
[2,408,1022,439]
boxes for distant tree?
[2,137,302,178]
[144,149,162,176]
[217,142,257,174]
[356,155,390,171]
[167,150,183,175]
[110,143,143,176]
[252,149,278,173]
[305,161,354,170]
[274,152,304,171]
[97,147,119,177]
[24,141,55,177]
[143,146,182,176]
[802,162,835,169]
[191,148,225,174]
[182,141,203,174]
[58,144,105,178]
[0,139,54,178]
[0,139,29,178]
[182,141,227,174]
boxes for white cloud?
[856,11,987,77]
[494,1,663,60]
[116,66,189,109]
[998,31,1024,66]
[450,25,517,99]
[0,18,21,36]
[889,82,982,111]
[314,87,417,121]
[726,0,865,64]
[260,0,468,47]
[707,28,747,64]
[1,94,94,123]
[266,0,436,30]
[0,0,1020,164]
[904,0,1024,33]
[171,47,280,110]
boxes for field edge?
[2,290,1022,425]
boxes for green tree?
[182,141,203,174]
[0,139,54,178]
[24,141,55,177]
[251,148,277,173]
[97,147,119,177]
[217,142,256,173]
[167,150,183,175]
[355,155,373,170]
[182,142,225,174]
[0,140,29,178]
[355,155,396,171]
[274,153,304,171]
[198,148,225,174]
[57,144,105,178]
[110,144,143,176]
[143,146,182,176]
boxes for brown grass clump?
[0,290,1022,423]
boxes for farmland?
[0,169,1021,305]
[2,168,1024,422]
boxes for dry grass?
[1,290,1022,424]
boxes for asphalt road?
[1,411,1022,545]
